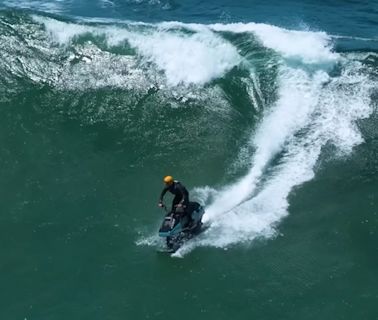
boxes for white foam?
[210,22,339,64]
[32,16,94,44]
[313,59,373,154]
[31,16,340,67]
[203,68,329,222]
[124,30,242,86]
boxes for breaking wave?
[0,11,376,256]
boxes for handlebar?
[159,202,187,213]
[159,202,168,213]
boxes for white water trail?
[203,68,329,222]
[175,36,374,256]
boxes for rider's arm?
[177,184,189,205]
[159,186,169,203]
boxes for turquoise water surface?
[0,1,377,319]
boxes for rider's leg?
[171,195,181,213]
[183,200,195,226]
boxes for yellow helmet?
[163,175,174,184]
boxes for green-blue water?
[0,1,377,319]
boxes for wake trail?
[174,29,375,256]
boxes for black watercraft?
[158,202,205,252]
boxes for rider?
[158,176,191,221]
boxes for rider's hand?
[158,202,163,207]
[176,203,183,208]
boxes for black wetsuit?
[159,181,189,213]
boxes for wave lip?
[124,30,242,86]
[31,16,242,86]
[210,22,339,64]
[29,16,344,89]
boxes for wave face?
[1,11,377,256]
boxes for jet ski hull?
[158,202,205,251]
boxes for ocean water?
[0,1,377,319]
